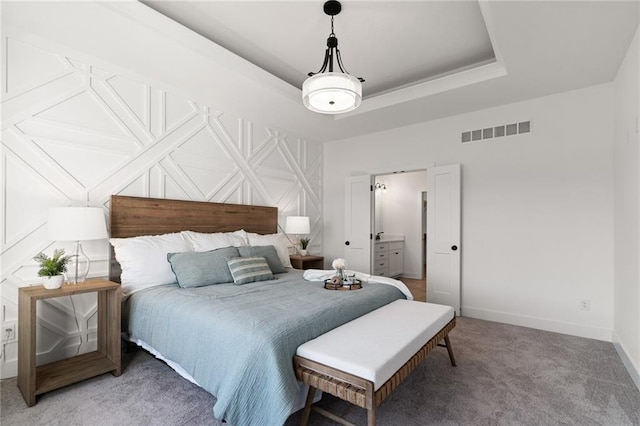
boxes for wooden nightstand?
[290,255,324,270]
[18,279,121,406]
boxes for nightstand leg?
[17,294,37,406]
[97,288,122,376]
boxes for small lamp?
[285,216,310,255]
[48,206,108,284]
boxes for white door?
[427,164,461,315]
[344,175,372,273]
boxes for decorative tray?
[324,278,362,291]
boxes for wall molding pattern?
[0,33,322,378]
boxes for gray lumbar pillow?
[167,246,240,288]
[238,245,287,274]
[227,256,276,285]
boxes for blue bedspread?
[125,270,405,426]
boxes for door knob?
[345,241,350,246]
[451,245,458,251]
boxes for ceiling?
[142,1,497,98]
[137,0,639,141]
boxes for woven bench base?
[294,317,456,426]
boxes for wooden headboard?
[108,195,278,282]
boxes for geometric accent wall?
[0,34,322,378]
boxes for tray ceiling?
[142,1,499,98]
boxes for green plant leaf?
[299,238,310,249]
[33,249,71,277]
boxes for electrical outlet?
[3,323,16,341]
[579,299,590,311]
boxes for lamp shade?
[48,207,108,241]
[302,73,362,114]
[285,216,310,235]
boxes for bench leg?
[300,385,316,426]
[444,335,457,367]
[367,405,376,426]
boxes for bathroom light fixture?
[375,182,387,192]
[302,0,364,114]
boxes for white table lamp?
[48,206,108,284]
[285,216,310,255]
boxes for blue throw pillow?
[167,246,240,288]
[227,256,276,285]
[238,245,287,274]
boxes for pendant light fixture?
[302,0,365,114]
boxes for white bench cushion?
[296,300,454,390]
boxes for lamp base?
[68,241,90,284]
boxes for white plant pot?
[299,249,309,256]
[42,275,64,290]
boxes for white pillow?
[232,229,249,246]
[182,230,248,252]
[110,232,192,296]
[246,232,292,268]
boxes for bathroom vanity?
[373,237,404,277]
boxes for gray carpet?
[2,317,639,425]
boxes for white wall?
[375,171,428,279]
[1,0,631,384]
[324,84,615,341]
[0,9,322,379]
[613,23,640,388]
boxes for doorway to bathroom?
[372,170,427,280]
[346,164,460,313]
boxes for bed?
[108,195,410,426]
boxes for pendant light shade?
[303,1,364,115]
[302,73,362,114]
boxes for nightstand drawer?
[290,255,324,270]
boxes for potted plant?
[33,249,71,289]
[299,238,311,256]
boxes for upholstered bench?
[294,300,456,426]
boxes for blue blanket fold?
[126,270,405,426]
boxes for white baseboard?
[0,359,17,379]
[0,339,17,379]
[613,331,640,392]
[399,273,421,280]
[462,306,613,342]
